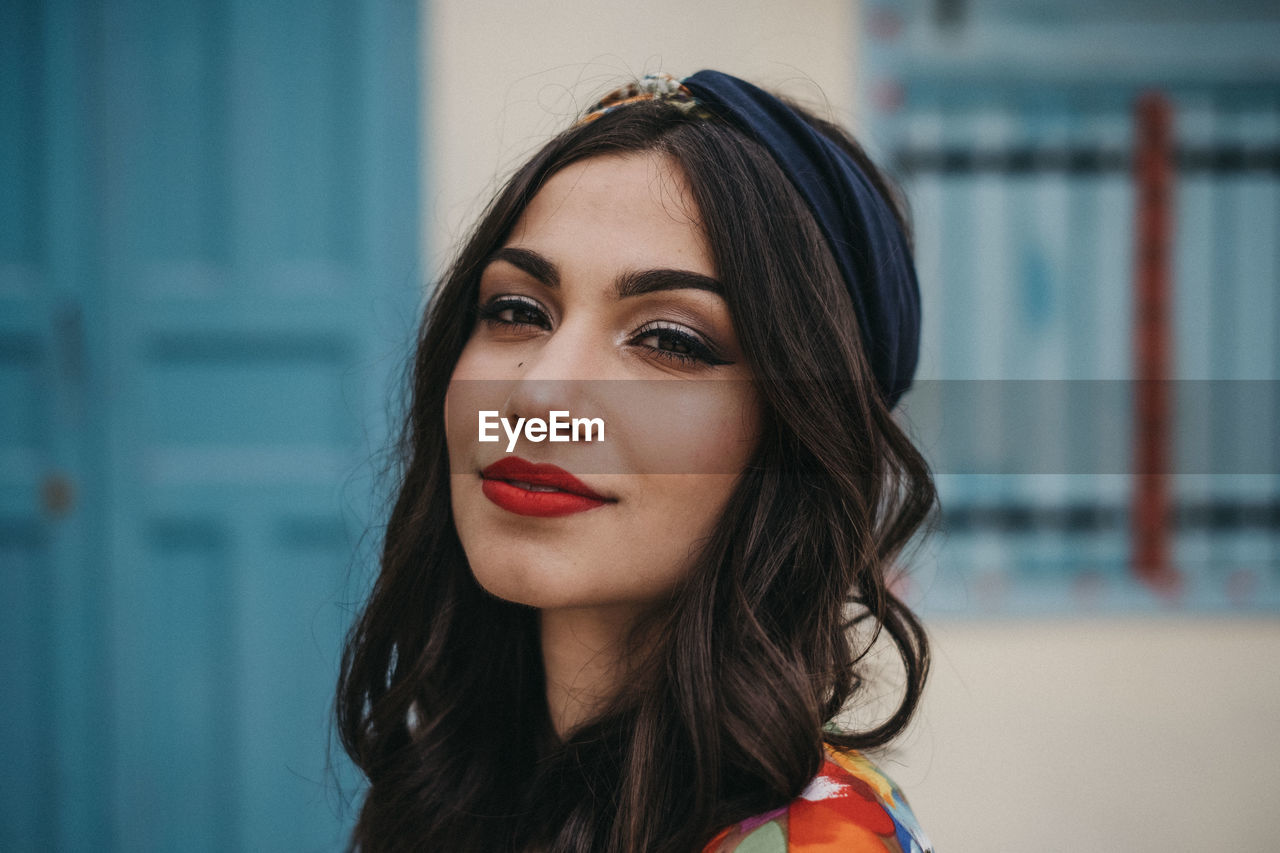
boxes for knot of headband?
[581,71,921,410]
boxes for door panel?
[1,0,420,848]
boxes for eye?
[476,295,551,330]
[630,322,732,367]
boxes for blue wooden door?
[1,1,420,849]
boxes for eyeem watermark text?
[479,410,605,453]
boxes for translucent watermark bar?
[441,379,1279,475]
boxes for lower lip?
[481,478,608,517]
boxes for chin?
[470,569,550,609]
[466,555,644,613]
[467,556,576,610]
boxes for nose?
[500,315,606,427]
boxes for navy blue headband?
[680,70,921,409]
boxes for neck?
[539,604,648,740]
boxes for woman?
[337,70,939,852]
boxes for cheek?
[443,378,475,473]
[606,381,761,475]
[444,344,510,474]
[637,473,743,556]
[601,388,760,595]
[443,344,473,465]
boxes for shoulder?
[806,746,935,853]
[702,745,935,853]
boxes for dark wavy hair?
[337,90,939,853]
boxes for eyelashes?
[475,295,733,367]
[632,321,733,367]
[477,295,549,330]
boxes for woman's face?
[445,151,761,614]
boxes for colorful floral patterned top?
[701,745,934,853]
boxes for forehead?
[504,151,713,277]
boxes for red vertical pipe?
[1132,92,1179,595]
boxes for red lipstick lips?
[479,456,612,517]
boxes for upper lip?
[480,456,613,501]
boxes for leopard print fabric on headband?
[577,72,710,124]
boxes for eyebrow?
[486,246,723,298]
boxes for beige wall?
[422,4,1280,850]
[888,617,1280,852]
[423,0,859,276]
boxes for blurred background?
[2,0,1277,851]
